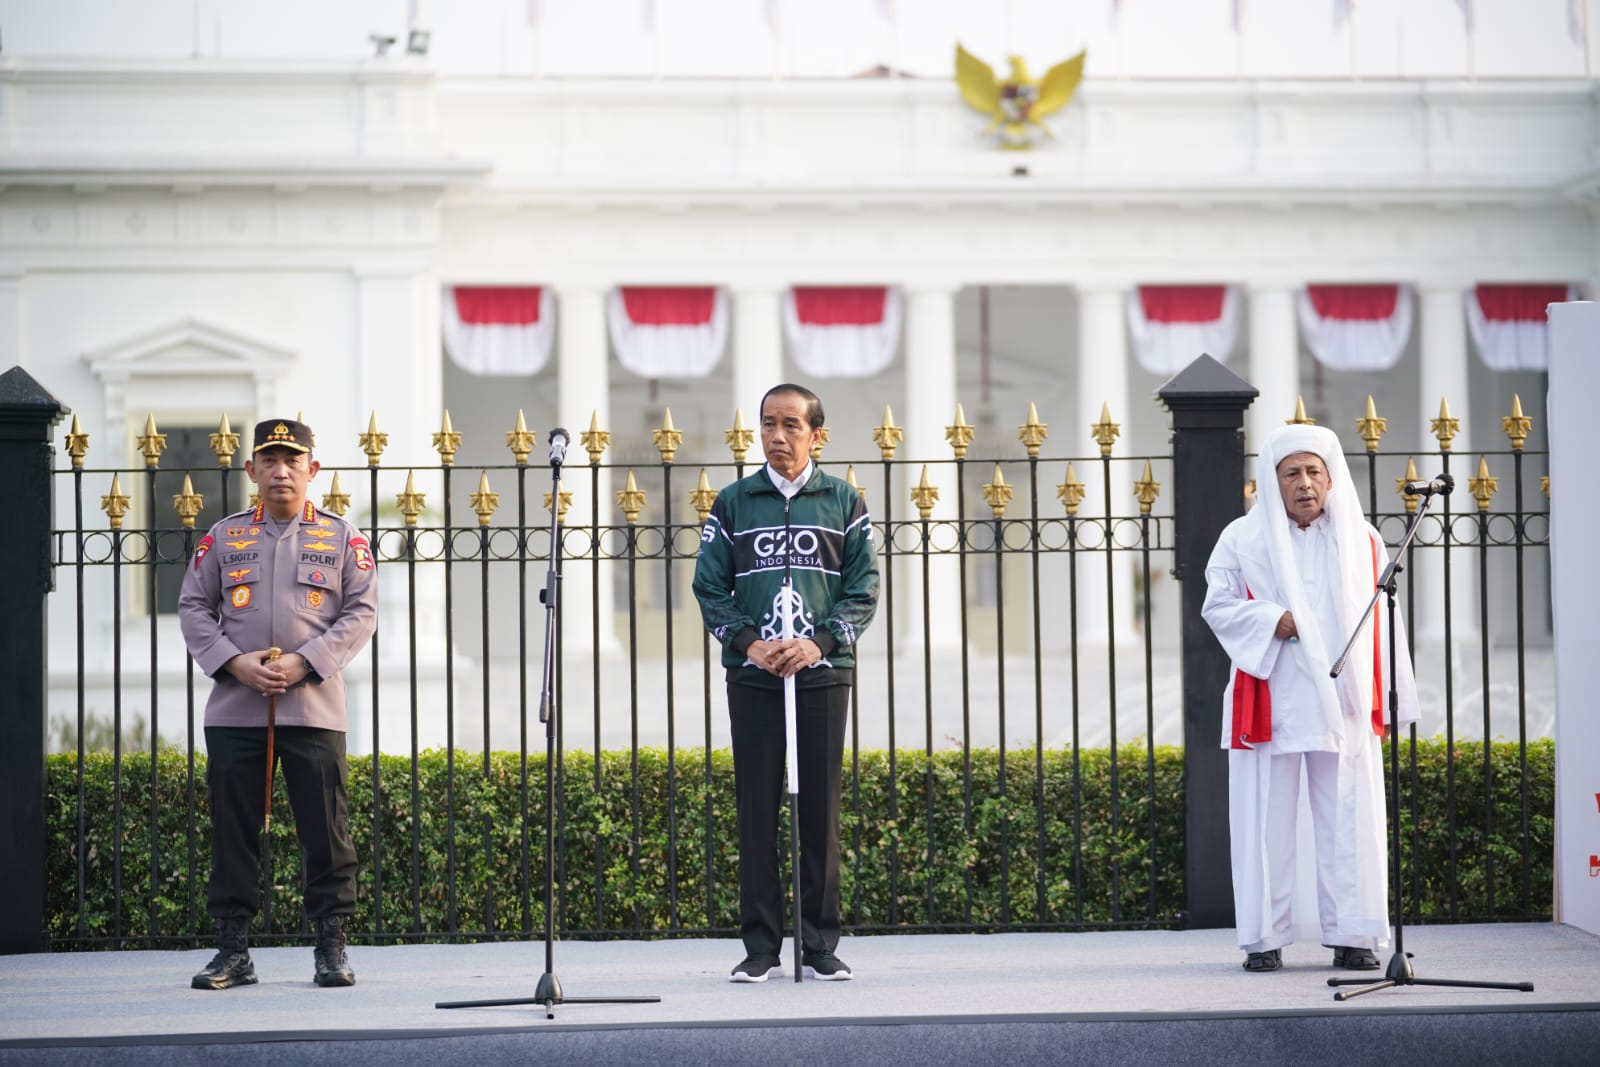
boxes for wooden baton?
[264,647,281,831]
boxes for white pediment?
[84,318,290,385]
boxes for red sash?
[1230,535,1385,750]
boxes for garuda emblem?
[955,44,1086,150]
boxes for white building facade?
[1,3,1589,754]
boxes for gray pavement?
[1,923,1595,1043]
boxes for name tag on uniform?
[300,551,338,566]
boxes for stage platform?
[2,924,1596,1065]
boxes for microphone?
[1402,472,1455,497]
[548,427,570,468]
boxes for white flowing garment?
[1202,424,1419,952]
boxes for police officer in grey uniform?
[178,418,378,990]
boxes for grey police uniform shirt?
[177,500,378,732]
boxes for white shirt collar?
[765,461,813,499]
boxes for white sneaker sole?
[803,965,853,981]
[731,964,782,983]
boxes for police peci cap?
[252,418,315,454]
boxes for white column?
[1075,286,1134,645]
[0,273,21,369]
[556,285,615,655]
[1247,285,1300,455]
[902,285,962,651]
[1414,283,1476,650]
[354,269,446,754]
[732,287,783,431]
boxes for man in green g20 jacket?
[693,383,879,984]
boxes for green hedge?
[43,739,1552,948]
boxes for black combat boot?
[191,917,256,990]
[313,914,355,987]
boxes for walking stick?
[780,582,802,983]
[264,647,281,830]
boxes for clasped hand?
[748,638,820,679]
[226,649,310,696]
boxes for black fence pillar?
[1157,354,1255,930]
[0,367,67,955]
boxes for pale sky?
[0,0,1589,79]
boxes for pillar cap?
[1156,354,1258,411]
[0,366,69,434]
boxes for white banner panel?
[1548,300,1600,935]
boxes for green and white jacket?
[692,464,879,690]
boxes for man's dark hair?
[760,383,825,430]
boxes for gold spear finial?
[725,408,754,463]
[321,471,351,516]
[1286,396,1315,426]
[543,487,573,523]
[209,413,240,468]
[432,409,462,466]
[64,414,90,470]
[360,410,388,467]
[1134,459,1160,514]
[810,425,830,462]
[910,465,939,520]
[1502,394,1532,451]
[101,474,131,529]
[396,470,426,526]
[945,403,975,460]
[1018,402,1048,458]
[1431,396,1460,452]
[471,471,500,527]
[506,409,537,465]
[872,404,904,461]
[1355,396,1387,452]
[982,464,1013,518]
[690,468,718,522]
[173,473,204,527]
[1468,456,1498,512]
[137,414,167,469]
[1397,457,1422,513]
[1057,462,1087,516]
[581,410,610,465]
[653,408,683,463]
[617,470,647,523]
[1090,403,1120,457]
[845,465,867,500]
[1541,475,1550,498]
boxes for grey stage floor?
[1,923,1595,1044]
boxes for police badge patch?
[193,535,214,571]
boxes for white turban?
[1247,423,1382,734]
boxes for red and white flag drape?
[442,286,554,376]
[783,286,901,378]
[1297,284,1413,372]
[607,286,728,378]
[1126,285,1240,374]
[1466,284,1575,372]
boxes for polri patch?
[350,536,373,571]
[193,535,214,571]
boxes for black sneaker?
[191,950,257,990]
[730,953,782,983]
[802,951,853,981]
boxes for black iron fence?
[0,364,1555,952]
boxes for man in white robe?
[1202,424,1419,973]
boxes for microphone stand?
[438,434,660,1018]
[1326,484,1532,1001]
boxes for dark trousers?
[728,681,849,959]
[205,725,357,922]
